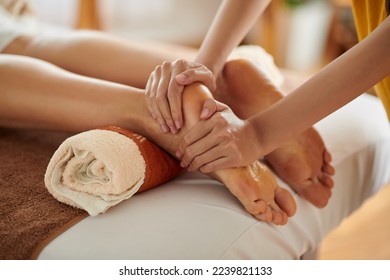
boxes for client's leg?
[214,59,335,208]
[2,31,196,88]
[0,55,296,224]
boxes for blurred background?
[29,0,357,75]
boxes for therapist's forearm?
[195,0,270,76]
[251,16,390,155]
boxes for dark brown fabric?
[0,127,182,259]
[0,128,87,260]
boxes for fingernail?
[176,74,187,83]
[175,120,181,130]
[161,124,169,133]
[176,150,182,158]
[180,161,186,168]
[200,107,210,119]
[170,126,178,134]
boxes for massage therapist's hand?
[176,99,262,173]
[145,59,216,134]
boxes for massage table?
[33,93,389,259]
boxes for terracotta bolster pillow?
[44,126,182,216]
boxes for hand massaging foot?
[138,82,297,224]
[176,83,297,225]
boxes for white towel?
[45,127,181,216]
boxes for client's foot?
[216,58,335,208]
[178,83,296,225]
[212,160,297,225]
[265,129,334,208]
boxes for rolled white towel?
[44,126,181,216]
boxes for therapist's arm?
[195,0,270,76]
[253,16,390,155]
[145,0,270,133]
[178,16,390,172]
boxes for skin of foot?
[213,58,335,208]
[137,83,297,225]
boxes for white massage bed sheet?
[38,94,390,260]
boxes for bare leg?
[2,31,197,88]
[0,55,141,131]
[214,58,335,208]
[0,55,296,224]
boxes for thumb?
[200,99,226,120]
[176,69,216,92]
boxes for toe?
[254,206,273,222]
[275,187,297,217]
[273,209,288,225]
[323,150,332,163]
[322,163,335,176]
[246,199,267,215]
[299,179,331,208]
[270,208,284,225]
[319,173,334,189]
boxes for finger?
[198,155,241,174]
[200,98,218,120]
[176,121,213,158]
[168,82,184,131]
[180,131,220,169]
[174,61,204,83]
[185,144,231,172]
[150,67,169,133]
[144,76,156,119]
[178,66,214,86]
[167,74,185,131]
[169,59,195,130]
[177,67,216,92]
[148,71,162,121]
[200,99,227,120]
[156,62,176,133]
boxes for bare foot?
[212,161,297,224]
[215,58,335,208]
[144,83,297,224]
[183,84,297,224]
[265,129,334,208]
